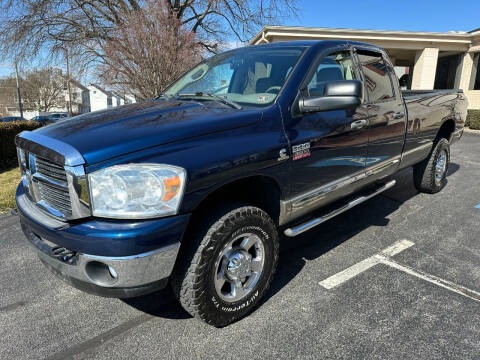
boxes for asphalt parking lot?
[1,132,479,360]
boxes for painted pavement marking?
[319,239,480,303]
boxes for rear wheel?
[413,138,450,193]
[171,205,279,327]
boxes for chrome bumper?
[25,228,180,298]
[17,184,189,298]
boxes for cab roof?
[244,39,383,51]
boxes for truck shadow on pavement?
[122,164,460,321]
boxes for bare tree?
[169,0,298,52]
[0,77,18,116]
[99,0,201,99]
[22,68,66,112]
[0,0,297,98]
[0,0,297,60]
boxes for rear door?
[353,47,407,180]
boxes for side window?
[356,50,395,102]
[307,50,356,96]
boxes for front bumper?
[16,185,190,298]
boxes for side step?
[284,180,396,237]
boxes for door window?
[356,50,395,102]
[307,50,356,96]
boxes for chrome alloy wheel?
[435,150,447,186]
[213,233,265,303]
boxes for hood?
[36,99,262,164]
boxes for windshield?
[165,46,306,107]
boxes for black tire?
[413,138,450,193]
[171,205,279,327]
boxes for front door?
[284,47,370,221]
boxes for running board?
[284,180,396,237]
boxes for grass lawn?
[0,167,20,213]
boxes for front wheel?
[171,205,279,327]
[413,138,450,193]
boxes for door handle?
[351,119,368,130]
[393,111,405,119]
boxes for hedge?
[0,121,41,169]
[466,110,480,130]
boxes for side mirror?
[298,80,363,114]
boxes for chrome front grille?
[35,156,68,185]
[37,181,72,217]
[19,152,73,218]
[16,132,91,221]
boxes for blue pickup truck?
[15,40,467,327]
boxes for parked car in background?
[31,116,52,126]
[48,113,69,120]
[2,116,25,122]
[42,113,69,125]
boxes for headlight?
[88,164,186,219]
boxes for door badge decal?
[292,142,311,161]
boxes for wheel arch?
[190,175,284,225]
[437,118,456,142]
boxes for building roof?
[110,90,126,100]
[64,76,88,91]
[250,26,480,51]
[88,83,112,96]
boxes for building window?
[469,53,480,90]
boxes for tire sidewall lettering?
[208,219,273,315]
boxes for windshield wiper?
[154,93,171,99]
[177,92,242,109]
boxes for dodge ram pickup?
[15,40,467,327]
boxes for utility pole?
[14,61,24,118]
[65,47,73,116]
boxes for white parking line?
[319,256,380,290]
[319,240,413,289]
[375,255,480,303]
[319,239,480,303]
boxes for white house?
[87,84,114,112]
[5,77,90,119]
[5,79,137,118]
[124,94,136,104]
[64,78,90,114]
[87,84,137,112]
[111,91,124,107]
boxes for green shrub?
[0,121,41,169]
[466,110,480,130]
